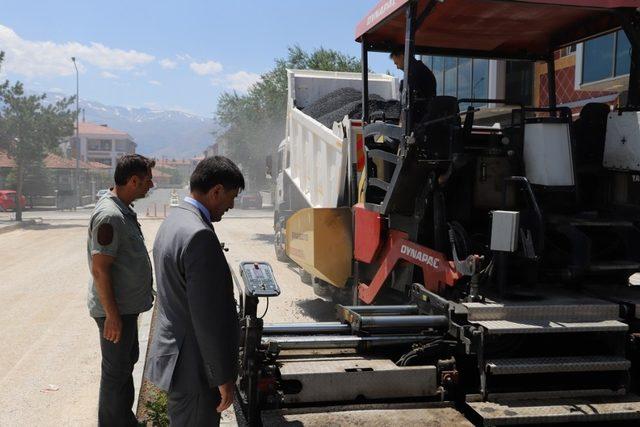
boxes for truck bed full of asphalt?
[302,87,401,127]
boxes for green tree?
[4,159,54,197]
[215,45,361,188]
[0,51,76,221]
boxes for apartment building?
[422,28,631,112]
[62,122,136,171]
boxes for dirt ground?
[0,209,471,426]
[136,210,335,425]
[0,219,161,426]
[0,211,334,426]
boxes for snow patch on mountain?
[42,92,216,158]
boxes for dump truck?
[236,1,640,425]
[273,69,398,294]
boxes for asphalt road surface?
[0,206,327,426]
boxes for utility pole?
[71,57,80,207]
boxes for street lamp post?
[71,57,80,207]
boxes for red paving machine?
[235,1,640,425]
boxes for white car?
[95,189,110,202]
[169,191,180,207]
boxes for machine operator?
[390,46,437,123]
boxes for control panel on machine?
[239,261,280,297]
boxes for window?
[432,56,444,96]
[277,149,283,172]
[615,31,631,78]
[559,44,576,58]
[582,30,630,84]
[506,61,533,105]
[472,59,489,101]
[87,139,112,151]
[423,56,490,106]
[115,140,128,152]
[444,57,458,97]
[457,58,472,100]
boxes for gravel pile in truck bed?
[316,99,402,127]
[303,87,401,128]
[302,87,363,120]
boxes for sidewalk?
[0,205,95,226]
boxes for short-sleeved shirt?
[87,193,153,318]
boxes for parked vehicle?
[95,189,110,202]
[169,190,180,207]
[0,190,26,212]
[238,190,262,209]
[273,69,398,269]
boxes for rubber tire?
[331,284,353,306]
[300,269,313,285]
[274,223,288,262]
[275,245,287,262]
[312,279,333,299]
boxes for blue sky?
[0,0,397,117]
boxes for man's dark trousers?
[168,388,221,426]
[95,314,140,427]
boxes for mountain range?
[45,92,218,159]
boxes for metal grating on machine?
[467,395,640,426]
[460,299,620,322]
[588,261,640,273]
[474,319,628,335]
[485,355,631,375]
[582,284,640,320]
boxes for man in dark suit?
[146,156,244,426]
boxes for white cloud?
[0,24,154,78]
[209,70,261,92]
[148,80,162,86]
[221,71,261,92]
[49,87,64,93]
[100,71,118,79]
[176,53,193,62]
[190,60,223,76]
[159,58,177,69]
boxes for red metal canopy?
[356,0,640,58]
